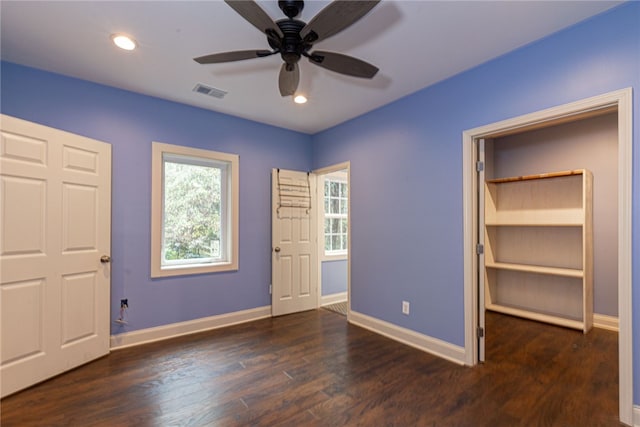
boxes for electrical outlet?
[402,301,410,315]
[120,299,128,309]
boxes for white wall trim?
[633,405,640,427]
[321,292,348,306]
[593,313,619,332]
[462,87,633,426]
[110,306,271,350]
[349,311,466,366]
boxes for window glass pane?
[163,161,221,263]
[340,198,348,214]
[332,235,340,250]
[331,218,340,233]
[341,219,348,233]
[341,236,348,250]
[340,183,348,198]
[324,180,330,197]
[324,197,329,213]
[331,199,340,214]
[330,181,339,197]
[325,235,331,251]
[324,218,330,233]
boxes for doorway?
[462,88,633,425]
[314,162,350,319]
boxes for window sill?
[151,261,238,278]
[322,253,348,262]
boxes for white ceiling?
[0,1,621,134]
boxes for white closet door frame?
[477,138,485,362]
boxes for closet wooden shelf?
[485,213,583,226]
[483,168,593,333]
[485,169,585,183]
[485,262,583,278]
[485,302,584,330]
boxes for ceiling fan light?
[294,95,307,104]
[111,34,137,51]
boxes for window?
[151,142,238,277]
[323,175,348,255]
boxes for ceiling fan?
[194,0,380,97]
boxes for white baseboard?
[321,292,348,306]
[593,313,619,332]
[349,311,466,365]
[110,306,271,350]
[633,404,640,427]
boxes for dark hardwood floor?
[1,310,619,426]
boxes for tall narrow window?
[151,142,238,277]
[323,176,348,255]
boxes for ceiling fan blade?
[224,0,284,39]
[194,50,274,64]
[308,51,378,79]
[300,0,380,44]
[278,63,299,97]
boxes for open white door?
[477,139,486,362]
[0,115,111,397]
[271,169,317,316]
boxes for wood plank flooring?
[1,310,620,426]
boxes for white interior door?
[0,115,111,397]
[271,169,317,316]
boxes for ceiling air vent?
[193,83,227,99]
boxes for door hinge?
[476,244,484,255]
[477,327,484,338]
[476,161,484,172]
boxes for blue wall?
[2,1,638,405]
[312,2,639,402]
[322,260,347,296]
[0,62,313,333]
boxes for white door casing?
[477,139,486,362]
[271,169,317,316]
[0,115,111,398]
[313,161,351,312]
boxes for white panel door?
[272,169,317,316]
[0,115,111,397]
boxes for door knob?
[100,255,111,263]
[274,247,281,253]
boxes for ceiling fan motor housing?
[271,19,310,66]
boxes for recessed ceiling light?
[111,34,137,51]
[294,95,307,104]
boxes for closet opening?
[462,88,632,425]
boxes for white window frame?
[151,142,239,277]
[321,171,348,260]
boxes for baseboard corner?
[321,292,348,306]
[593,313,619,332]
